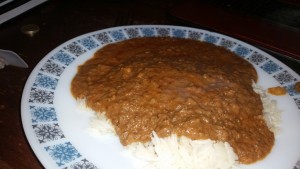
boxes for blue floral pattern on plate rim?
[21,25,300,169]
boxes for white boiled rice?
[126,132,239,169]
[252,82,281,134]
[80,83,281,169]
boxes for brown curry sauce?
[71,37,274,164]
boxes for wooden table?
[0,0,299,169]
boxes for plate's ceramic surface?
[21,25,300,169]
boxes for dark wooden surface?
[0,0,299,169]
[168,0,300,64]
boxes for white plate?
[21,25,300,169]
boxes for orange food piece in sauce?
[295,82,300,93]
[268,86,287,96]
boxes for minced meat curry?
[71,37,274,164]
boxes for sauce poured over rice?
[71,37,275,164]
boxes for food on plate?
[267,86,287,96]
[71,37,279,167]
